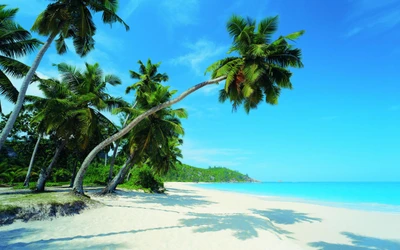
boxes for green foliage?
[51,168,71,182]
[31,0,128,57]
[122,165,164,193]
[0,5,41,107]
[163,164,256,183]
[118,60,186,176]
[84,162,121,186]
[206,15,304,113]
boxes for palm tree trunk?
[72,75,227,195]
[0,34,57,151]
[108,114,130,183]
[100,154,134,195]
[23,133,42,187]
[108,141,119,183]
[36,139,66,192]
[69,160,78,187]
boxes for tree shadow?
[165,187,198,195]
[105,204,181,214]
[179,212,292,240]
[0,225,184,249]
[129,193,217,208]
[68,242,128,250]
[0,228,41,248]
[252,209,322,225]
[309,232,400,250]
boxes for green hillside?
[163,164,258,183]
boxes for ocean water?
[194,182,400,212]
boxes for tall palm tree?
[125,59,169,99]
[105,59,169,182]
[0,0,129,150]
[100,61,186,194]
[73,15,304,195]
[31,62,124,191]
[28,78,75,191]
[0,5,41,115]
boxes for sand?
[1,182,400,250]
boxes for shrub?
[126,166,164,193]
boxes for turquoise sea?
[194,182,400,212]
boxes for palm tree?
[28,78,75,191]
[100,61,186,194]
[151,137,183,176]
[100,92,186,194]
[0,0,129,151]
[73,15,304,195]
[107,113,130,183]
[125,59,169,99]
[206,15,304,113]
[31,62,124,191]
[0,5,41,116]
[105,59,169,182]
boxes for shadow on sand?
[0,225,184,249]
[180,212,292,240]
[165,187,198,195]
[117,191,216,208]
[252,209,322,225]
[309,232,400,250]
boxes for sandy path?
[1,182,400,249]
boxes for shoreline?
[191,182,400,213]
[1,182,399,249]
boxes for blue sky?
[1,0,400,181]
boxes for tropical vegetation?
[0,1,304,200]
[164,164,257,183]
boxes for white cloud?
[170,39,228,75]
[182,147,247,167]
[346,0,400,37]
[180,139,251,167]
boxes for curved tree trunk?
[36,140,66,192]
[72,76,226,195]
[0,34,57,151]
[101,154,134,195]
[23,133,42,187]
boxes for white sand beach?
[1,182,400,250]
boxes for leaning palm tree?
[0,0,129,150]
[206,16,303,112]
[73,15,304,195]
[0,5,41,115]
